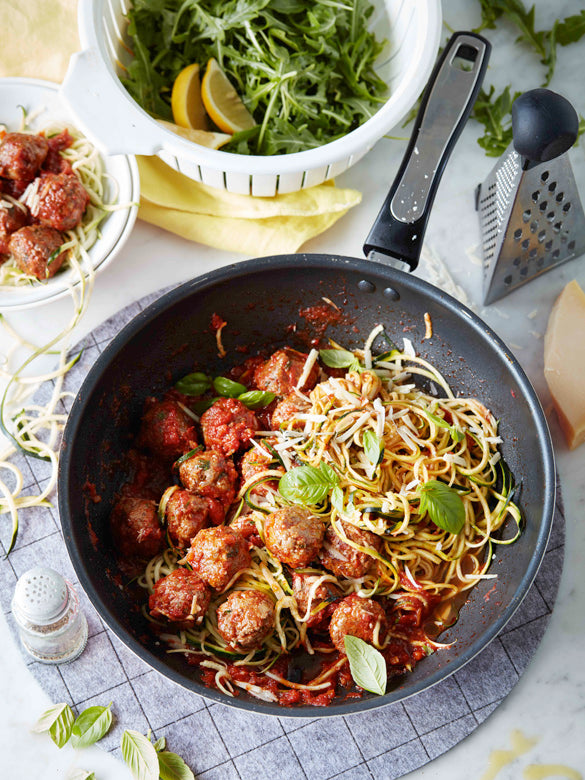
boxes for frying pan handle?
[363,32,491,271]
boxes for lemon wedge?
[201,58,256,134]
[157,120,231,149]
[171,63,208,130]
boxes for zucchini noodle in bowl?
[126,327,522,708]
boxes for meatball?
[0,201,28,260]
[271,392,311,430]
[0,132,48,180]
[229,512,263,544]
[186,526,251,590]
[8,225,64,279]
[138,397,198,462]
[149,568,211,627]
[240,447,283,496]
[319,520,382,579]
[254,348,319,396]
[293,572,342,626]
[329,594,387,653]
[216,590,275,651]
[165,489,214,549]
[264,506,325,568]
[110,496,164,559]
[36,172,89,231]
[178,449,237,508]
[200,397,258,457]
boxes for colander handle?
[363,32,490,271]
[60,50,166,156]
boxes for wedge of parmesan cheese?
[544,280,585,450]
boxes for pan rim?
[58,253,556,717]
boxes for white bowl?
[62,0,442,196]
[0,78,139,311]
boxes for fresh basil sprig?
[344,635,387,696]
[158,749,196,780]
[426,411,465,443]
[175,372,212,396]
[32,702,74,748]
[363,430,384,466]
[237,390,276,409]
[319,348,362,373]
[278,462,339,505]
[213,376,247,398]
[70,703,113,749]
[418,480,465,534]
[121,730,159,780]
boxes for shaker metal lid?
[13,567,69,624]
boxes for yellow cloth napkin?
[0,0,362,255]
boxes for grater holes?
[556,191,564,202]
[529,248,537,259]
[521,238,530,249]
[520,267,528,277]
[541,171,550,182]
[563,202,571,213]
[539,201,548,212]
[532,190,540,202]
[552,249,560,259]
[504,275,513,286]
[548,181,557,192]
[522,209,531,222]
[568,240,576,251]
[547,211,555,222]
[530,221,538,233]
[513,257,521,266]
[545,240,553,251]
[553,221,562,233]
[514,229,523,240]
[538,230,546,243]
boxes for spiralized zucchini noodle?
[139,328,522,703]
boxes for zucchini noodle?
[140,328,522,702]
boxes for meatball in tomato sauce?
[264,506,325,569]
[319,520,382,579]
[240,447,283,496]
[186,526,251,590]
[110,496,164,559]
[216,590,275,651]
[0,202,27,260]
[329,594,386,653]
[292,572,342,627]
[36,172,89,231]
[271,392,311,430]
[149,568,211,627]
[178,449,237,508]
[200,397,258,457]
[254,348,319,396]
[138,397,198,462]
[164,489,217,549]
[9,225,64,279]
[0,132,48,180]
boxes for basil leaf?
[32,703,74,748]
[68,771,96,780]
[238,390,276,409]
[158,750,195,780]
[344,635,387,696]
[192,397,219,415]
[426,411,465,443]
[154,737,167,753]
[175,372,211,396]
[363,430,383,466]
[278,464,338,505]
[418,480,465,534]
[319,348,355,368]
[213,376,247,398]
[331,485,344,513]
[319,461,337,483]
[121,730,159,780]
[70,704,113,749]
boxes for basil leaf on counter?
[32,702,74,748]
[319,348,355,368]
[238,390,276,409]
[175,372,211,396]
[154,737,167,753]
[158,750,196,780]
[121,730,159,780]
[213,376,247,398]
[68,771,96,780]
[70,703,113,749]
[363,430,384,466]
[279,463,338,505]
[418,480,465,534]
[344,635,387,696]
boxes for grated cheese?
[364,323,384,370]
[295,348,318,390]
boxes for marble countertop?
[1,1,585,777]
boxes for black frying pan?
[58,34,556,716]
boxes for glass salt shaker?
[11,567,88,664]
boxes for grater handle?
[512,89,579,166]
[363,32,490,271]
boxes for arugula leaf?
[418,480,465,535]
[175,372,211,396]
[473,85,522,157]
[158,750,196,780]
[362,429,384,466]
[278,463,339,505]
[213,376,247,398]
[237,390,275,409]
[556,10,585,46]
[70,703,113,749]
[121,730,159,780]
[344,635,387,695]
[319,348,356,368]
[32,703,74,749]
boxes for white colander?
[62,0,442,196]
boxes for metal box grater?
[476,89,585,304]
